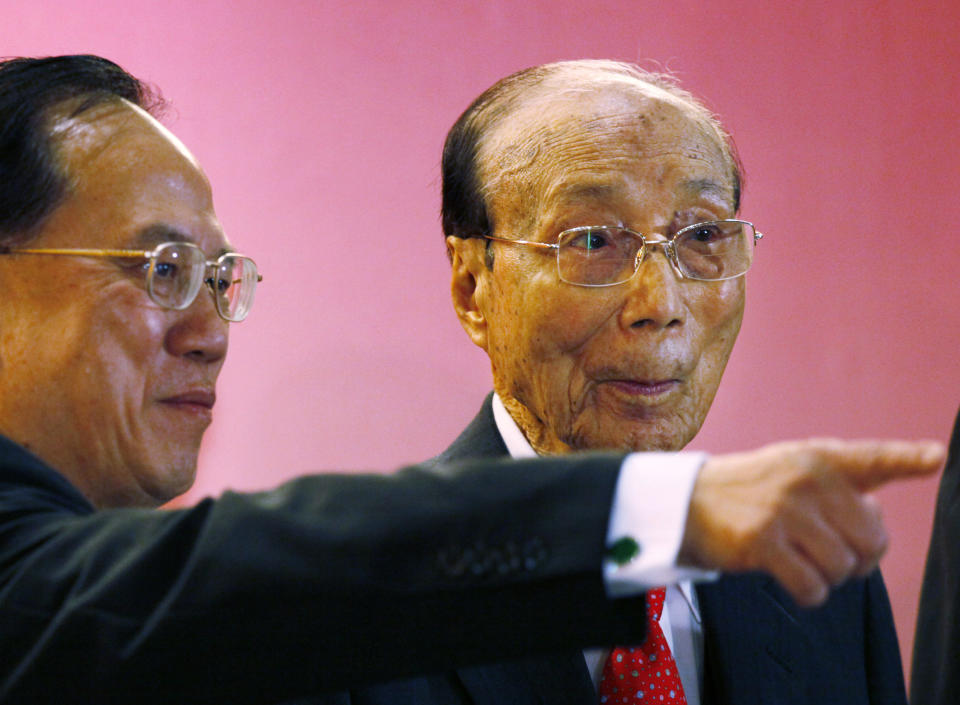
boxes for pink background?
[3,0,958,681]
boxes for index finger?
[808,439,945,491]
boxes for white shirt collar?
[492,392,538,458]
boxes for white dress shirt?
[491,393,710,704]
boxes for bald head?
[441,60,741,243]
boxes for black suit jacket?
[340,395,908,705]
[911,405,960,705]
[0,432,649,704]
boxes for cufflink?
[605,536,641,566]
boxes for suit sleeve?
[0,453,646,703]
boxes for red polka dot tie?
[598,587,687,704]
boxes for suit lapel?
[697,574,805,705]
[427,394,507,469]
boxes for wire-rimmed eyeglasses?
[0,241,262,321]
[482,219,763,286]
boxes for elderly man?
[0,54,680,703]
[333,61,934,705]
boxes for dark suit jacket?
[0,433,649,704]
[339,395,908,705]
[911,405,960,705]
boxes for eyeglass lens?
[148,243,206,309]
[147,243,258,321]
[556,221,755,285]
[211,255,258,321]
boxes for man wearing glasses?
[0,55,940,703]
[333,61,927,704]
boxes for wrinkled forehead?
[476,75,734,209]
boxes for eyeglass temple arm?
[481,235,559,250]
[0,246,151,258]
[209,276,264,287]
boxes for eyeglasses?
[0,241,262,321]
[482,219,763,286]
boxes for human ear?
[447,235,489,351]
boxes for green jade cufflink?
[605,536,641,566]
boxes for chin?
[570,417,695,453]
[141,461,198,505]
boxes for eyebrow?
[550,182,618,203]
[131,224,233,257]
[553,178,731,203]
[679,178,732,202]
[565,183,617,200]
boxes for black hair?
[0,54,160,244]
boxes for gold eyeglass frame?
[481,219,763,286]
[0,241,263,322]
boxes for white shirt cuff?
[603,451,718,597]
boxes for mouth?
[603,379,681,400]
[158,390,216,417]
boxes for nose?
[164,289,229,363]
[617,242,686,331]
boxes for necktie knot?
[646,586,666,621]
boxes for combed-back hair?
[441,60,743,243]
[0,54,161,245]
